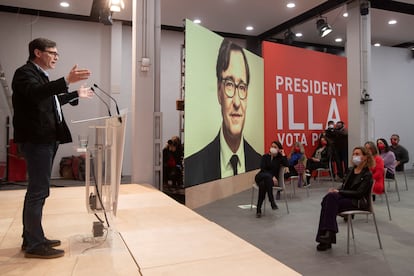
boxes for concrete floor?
[195,171,414,276]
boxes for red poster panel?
[263,42,347,157]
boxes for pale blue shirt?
[219,127,246,178]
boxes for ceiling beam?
[371,0,414,15]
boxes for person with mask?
[315,146,374,251]
[286,141,306,178]
[377,138,396,179]
[389,134,409,172]
[254,141,288,218]
[364,141,384,201]
[305,136,331,185]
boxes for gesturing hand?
[77,85,94,98]
[66,65,91,84]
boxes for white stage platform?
[0,184,299,275]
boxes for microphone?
[90,87,111,117]
[93,84,122,123]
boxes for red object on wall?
[8,139,27,182]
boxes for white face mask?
[270,147,278,155]
[352,155,362,166]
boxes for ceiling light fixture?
[193,19,201,24]
[246,26,254,31]
[335,38,343,43]
[388,19,397,25]
[286,3,295,8]
[60,2,69,8]
[316,17,332,38]
[374,43,381,47]
[343,12,348,17]
[295,33,303,37]
[109,0,125,12]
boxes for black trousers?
[316,192,355,244]
[255,172,276,212]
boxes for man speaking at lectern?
[12,38,93,259]
[185,39,261,186]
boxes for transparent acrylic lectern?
[73,114,127,218]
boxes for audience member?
[315,146,374,251]
[332,121,348,181]
[254,141,288,218]
[377,138,396,179]
[163,139,182,187]
[286,141,306,178]
[365,141,384,201]
[389,134,409,172]
[305,136,331,185]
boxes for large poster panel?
[184,19,264,187]
[263,42,347,157]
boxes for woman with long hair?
[315,146,374,251]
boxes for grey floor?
[195,171,414,276]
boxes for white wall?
[370,46,414,167]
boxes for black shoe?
[316,243,332,251]
[256,212,262,218]
[22,238,61,251]
[318,231,335,244]
[271,202,279,210]
[25,244,65,259]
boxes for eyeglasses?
[43,50,59,57]
[221,78,248,100]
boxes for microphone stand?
[91,87,112,117]
[93,84,122,123]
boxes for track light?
[316,18,332,38]
[109,0,125,12]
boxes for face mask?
[270,147,278,155]
[377,144,385,151]
[328,124,334,129]
[321,141,327,146]
[352,155,362,166]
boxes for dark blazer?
[339,167,373,210]
[12,61,79,144]
[184,132,261,186]
[256,153,289,180]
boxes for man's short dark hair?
[216,39,250,85]
[28,38,57,61]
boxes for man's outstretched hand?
[77,85,94,98]
[66,65,91,84]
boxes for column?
[131,0,161,186]
[346,0,372,150]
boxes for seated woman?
[286,141,306,177]
[305,136,330,185]
[163,139,182,187]
[377,138,396,179]
[254,141,289,218]
[365,141,384,201]
[315,146,374,251]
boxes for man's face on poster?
[218,50,248,141]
